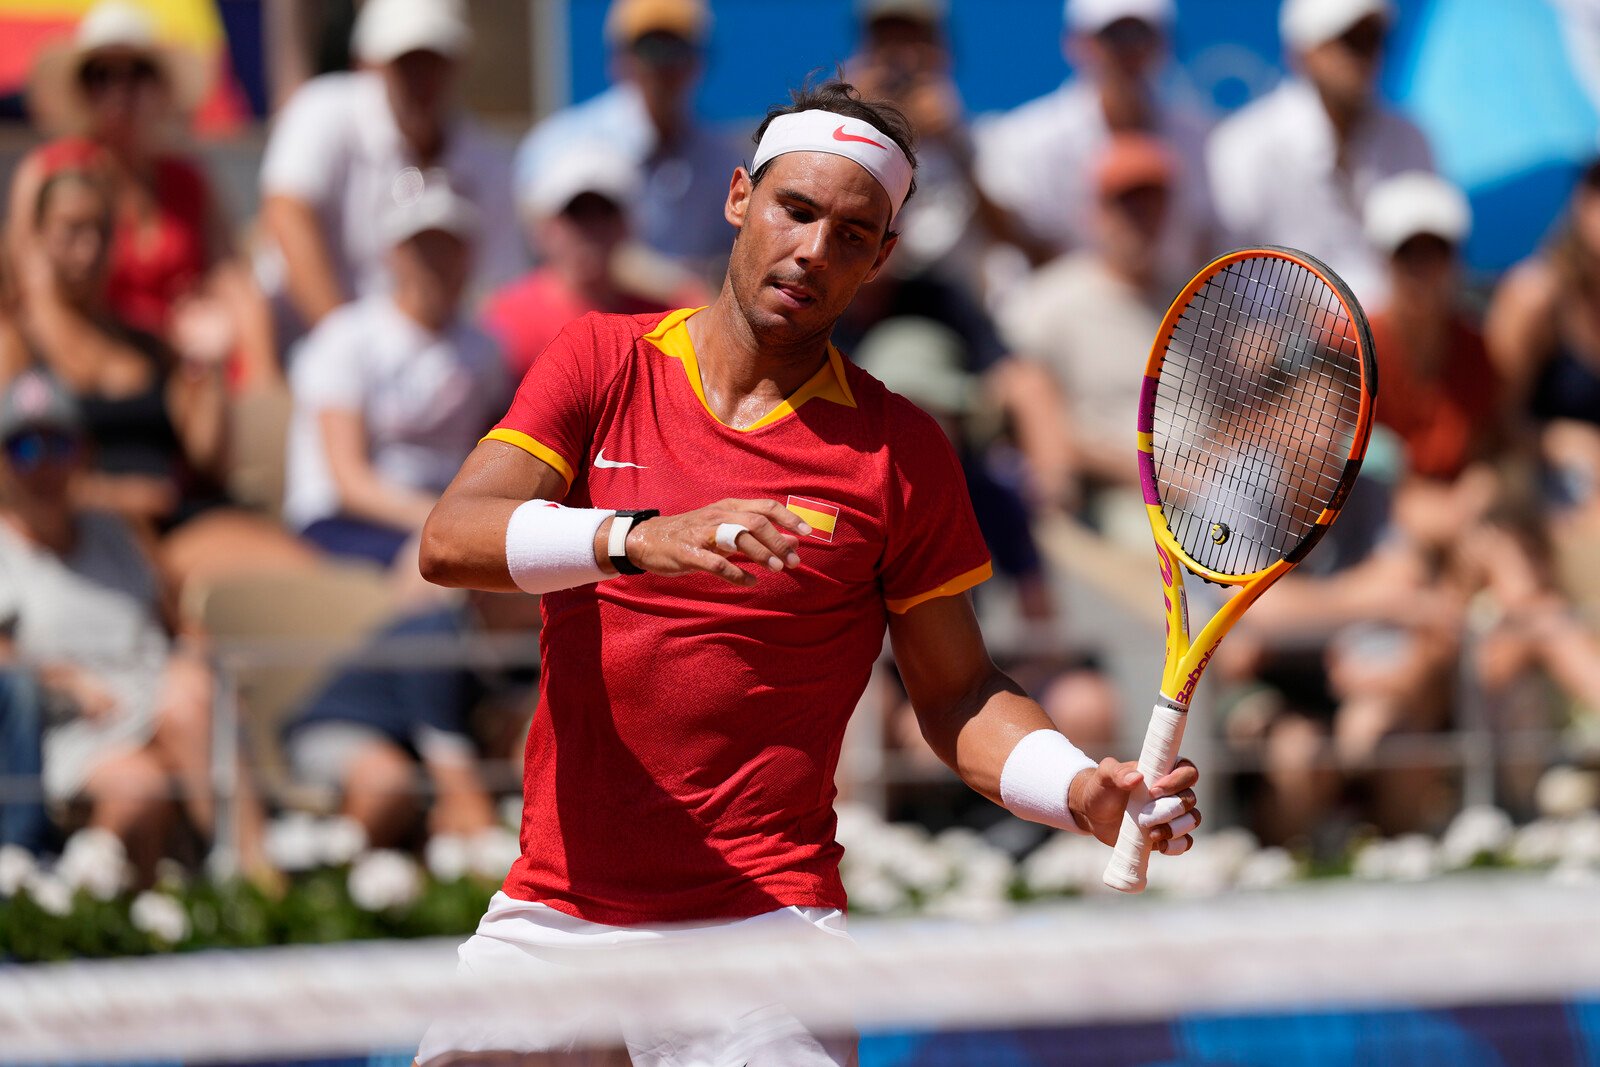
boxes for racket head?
[1136,246,1377,585]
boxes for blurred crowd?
[2,0,1599,889]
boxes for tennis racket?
[1103,246,1377,893]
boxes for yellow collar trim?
[642,307,857,433]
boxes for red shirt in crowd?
[483,269,692,380]
[486,308,992,924]
[33,137,212,336]
[1369,310,1501,480]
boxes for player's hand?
[625,498,808,586]
[1068,757,1200,855]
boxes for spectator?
[1366,172,1502,484]
[483,143,706,381]
[974,0,1214,272]
[852,317,1120,832]
[284,179,507,569]
[1207,0,1433,305]
[514,0,738,281]
[1486,159,1600,434]
[283,589,539,849]
[259,0,521,336]
[845,0,1055,283]
[6,1,272,382]
[15,168,227,533]
[998,134,1186,544]
[0,370,270,882]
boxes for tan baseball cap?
[605,0,711,46]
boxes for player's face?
[723,152,898,346]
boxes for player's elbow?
[417,506,468,588]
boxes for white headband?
[750,110,913,224]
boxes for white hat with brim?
[522,142,641,221]
[1065,0,1174,34]
[382,175,480,247]
[353,0,472,65]
[1364,171,1471,253]
[27,1,210,137]
[1280,0,1393,51]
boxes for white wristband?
[999,729,1099,834]
[505,499,615,595]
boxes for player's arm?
[419,441,811,592]
[888,593,1200,852]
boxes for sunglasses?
[1334,19,1385,58]
[79,57,161,93]
[3,429,78,471]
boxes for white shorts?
[415,891,858,1067]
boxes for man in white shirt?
[999,134,1184,548]
[514,0,738,281]
[1206,0,1434,305]
[974,0,1215,272]
[284,180,507,568]
[259,0,521,337]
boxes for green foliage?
[0,868,503,964]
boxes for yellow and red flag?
[786,495,840,543]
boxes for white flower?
[1438,806,1514,869]
[264,812,321,872]
[1565,812,1600,866]
[467,827,521,881]
[347,849,422,912]
[1020,833,1102,896]
[842,867,904,914]
[317,817,368,867]
[1510,818,1567,867]
[56,827,128,901]
[425,833,471,882]
[1234,847,1297,890]
[1387,834,1440,881]
[130,891,190,944]
[0,844,37,897]
[23,871,73,917]
[1535,766,1600,819]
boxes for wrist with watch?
[605,509,659,575]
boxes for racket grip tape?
[1102,701,1188,894]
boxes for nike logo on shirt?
[594,448,647,470]
[832,125,887,150]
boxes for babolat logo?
[1176,646,1217,704]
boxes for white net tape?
[4,874,1599,1063]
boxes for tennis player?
[414,80,1202,1066]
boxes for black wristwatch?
[607,509,659,575]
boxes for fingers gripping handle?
[1102,702,1188,893]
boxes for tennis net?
[5,873,1600,1065]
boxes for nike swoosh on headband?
[832,125,887,149]
[594,448,647,470]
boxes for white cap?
[353,0,471,64]
[1280,0,1392,51]
[523,142,641,219]
[381,168,478,246]
[1364,171,1471,253]
[1065,0,1174,34]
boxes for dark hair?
[33,169,109,230]
[750,77,918,236]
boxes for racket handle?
[1102,701,1188,894]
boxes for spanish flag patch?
[786,495,840,542]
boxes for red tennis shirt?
[485,307,992,925]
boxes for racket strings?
[1153,255,1364,576]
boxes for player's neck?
[688,294,832,428]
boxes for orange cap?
[1095,133,1175,197]
[605,0,710,45]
